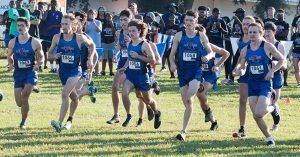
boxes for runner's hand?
[33,64,40,71]
[55,52,62,59]
[265,71,274,80]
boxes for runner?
[107,9,132,125]
[232,16,255,138]
[197,42,230,130]
[7,17,44,129]
[48,14,95,132]
[119,19,162,129]
[169,11,214,141]
[264,22,285,131]
[234,22,283,146]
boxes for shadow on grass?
[1,127,300,156]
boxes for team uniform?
[272,42,283,90]
[238,39,251,84]
[201,49,217,86]
[57,33,81,85]
[178,30,203,87]
[117,30,129,70]
[13,37,38,88]
[291,32,300,59]
[126,41,150,92]
[246,41,272,97]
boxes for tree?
[66,0,90,12]
[137,0,193,14]
[252,0,288,19]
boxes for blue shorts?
[127,73,150,92]
[272,71,282,89]
[178,69,202,87]
[59,68,81,85]
[248,80,272,97]
[292,53,300,59]
[13,70,38,88]
[4,33,10,48]
[238,69,249,84]
[202,73,217,85]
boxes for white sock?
[267,136,273,142]
[50,64,53,69]
[56,64,59,70]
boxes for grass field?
[1,59,300,157]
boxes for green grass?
[0,59,300,156]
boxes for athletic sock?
[67,116,73,123]
[267,136,273,142]
[50,64,54,69]
[204,108,211,115]
[20,118,26,126]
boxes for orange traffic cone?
[285,96,291,104]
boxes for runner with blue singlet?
[236,22,284,146]
[107,9,133,125]
[169,11,214,141]
[119,20,162,129]
[48,15,95,133]
[7,17,44,129]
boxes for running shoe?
[154,111,161,129]
[176,131,186,141]
[204,110,213,122]
[160,66,166,72]
[271,103,280,125]
[51,120,62,133]
[136,118,143,127]
[147,107,154,121]
[232,128,246,138]
[62,121,72,130]
[122,114,132,127]
[210,121,218,131]
[267,140,275,146]
[33,86,40,93]
[107,114,120,124]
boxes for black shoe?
[147,108,154,121]
[136,118,143,127]
[44,65,48,69]
[33,86,40,93]
[170,74,175,79]
[283,82,288,86]
[267,140,275,146]
[110,72,114,76]
[122,114,132,127]
[49,69,55,73]
[232,128,246,138]
[210,120,218,131]
[271,104,280,125]
[107,114,120,124]
[152,81,160,95]
[176,131,186,141]
[100,71,106,76]
[154,111,161,129]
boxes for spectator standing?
[28,0,41,38]
[2,0,15,47]
[162,3,181,25]
[128,3,143,21]
[85,9,102,75]
[8,0,30,39]
[263,6,277,24]
[100,12,116,76]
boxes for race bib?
[250,65,264,74]
[183,51,197,61]
[129,60,141,70]
[17,60,31,68]
[202,63,209,71]
[61,55,75,64]
[121,49,128,57]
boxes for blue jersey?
[80,32,91,72]
[57,33,81,73]
[13,37,35,72]
[127,41,147,75]
[118,29,129,69]
[246,41,271,81]
[45,10,63,36]
[238,38,250,83]
[178,30,203,87]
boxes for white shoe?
[176,131,186,141]
[63,121,72,130]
